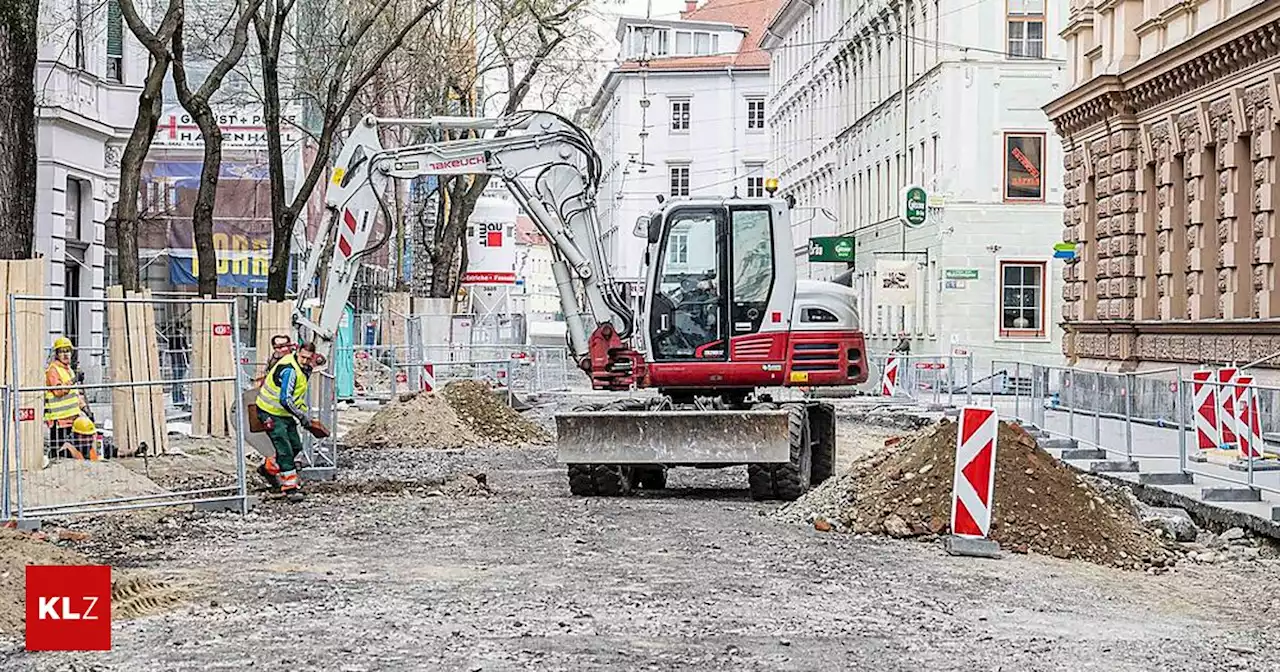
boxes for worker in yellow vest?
[255,342,317,502]
[44,337,88,457]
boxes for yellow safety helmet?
[72,416,96,436]
[53,337,73,351]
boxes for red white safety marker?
[1217,367,1239,446]
[420,363,436,393]
[1191,370,1218,450]
[1236,377,1264,459]
[882,357,899,397]
[951,406,999,539]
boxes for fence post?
[947,355,955,407]
[1014,362,1022,422]
[966,352,974,406]
[1067,368,1075,438]
[1093,370,1102,450]
[1176,371,1187,475]
[9,295,24,520]
[989,359,996,407]
[1124,372,1134,461]
[230,301,250,514]
[1,387,9,520]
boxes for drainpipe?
[728,65,738,196]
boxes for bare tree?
[421,0,594,298]
[116,0,184,291]
[255,0,442,301]
[170,0,263,297]
[0,0,39,259]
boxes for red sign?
[510,352,527,359]
[460,271,517,284]
[915,362,946,370]
[394,372,408,384]
[25,565,112,651]
[951,407,998,539]
[239,357,250,364]
[212,323,232,337]
[17,408,35,422]
[356,351,370,360]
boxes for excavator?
[289,110,868,501]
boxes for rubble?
[776,419,1178,570]
[440,381,550,445]
[341,392,481,449]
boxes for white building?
[762,0,1067,371]
[581,0,780,287]
[37,0,144,353]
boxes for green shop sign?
[808,236,855,263]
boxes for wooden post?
[0,260,46,471]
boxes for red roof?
[515,215,546,246]
[619,0,781,71]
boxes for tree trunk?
[427,174,489,297]
[0,0,39,260]
[115,57,170,291]
[261,42,291,301]
[188,110,223,297]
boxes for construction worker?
[57,415,112,461]
[44,337,88,458]
[255,342,317,502]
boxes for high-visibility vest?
[44,361,81,423]
[255,353,309,418]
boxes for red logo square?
[486,230,502,247]
[25,565,112,651]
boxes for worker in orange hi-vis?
[255,342,321,502]
[44,336,89,460]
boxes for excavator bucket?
[556,409,793,465]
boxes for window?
[652,210,723,360]
[747,98,765,131]
[673,30,717,55]
[669,231,689,264]
[670,99,690,132]
[675,31,692,55]
[999,262,1046,338]
[669,164,690,197]
[106,0,124,81]
[1004,132,1045,201]
[65,178,83,241]
[731,208,774,334]
[73,0,86,69]
[1008,0,1045,59]
[627,25,669,58]
[745,164,765,198]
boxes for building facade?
[1045,0,1280,372]
[762,0,1069,370]
[581,0,779,286]
[37,0,144,353]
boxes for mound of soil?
[21,459,166,510]
[341,392,480,449]
[0,528,185,632]
[779,419,1174,569]
[441,381,550,445]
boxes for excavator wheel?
[567,464,631,497]
[747,404,812,501]
[808,402,837,485]
[630,466,668,491]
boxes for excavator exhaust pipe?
[556,410,793,465]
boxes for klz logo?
[26,565,112,651]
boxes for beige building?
[1045,0,1280,370]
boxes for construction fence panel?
[5,294,250,520]
[869,352,975,407]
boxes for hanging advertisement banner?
[462,196,518,285]
[874,259,918,306]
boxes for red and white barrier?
[951,406,999,539]
[1216,367,1239,447]
[1233,375,1253,454]
[1191,370,1219,450]
[1237,377,1264,459]
[420,363,436,392]
[882,357,899,397]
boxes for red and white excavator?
[293,110,868,500]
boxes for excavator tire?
[630,466,668,490]
[808,402,836,485]
[567,464,630,497]
[748,404,812,501]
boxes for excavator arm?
[291,111,637,384]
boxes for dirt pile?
[21,460,166,510]
[0,527,185,632]
[341,392,481,449]
[779,420,1174,569]
[441,381,550,445]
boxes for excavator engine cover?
[556,409,792,464]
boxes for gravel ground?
[1,414,1278,671]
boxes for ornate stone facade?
[1046,1,1280,366]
